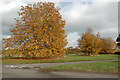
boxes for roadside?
[3,59,118,68]
[2,65,118,78]
[2,59,118,76]
[2,54,118,64]
[2,55,119,78]
[42,61,118,74]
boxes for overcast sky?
[0,0,119,48]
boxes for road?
[2,59,119,78]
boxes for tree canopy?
[2,2,67,58]
[77,29,102,56]
[100,38,117,53]
[77,28,117,56]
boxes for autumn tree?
[77,28,102,56]
[100,38,117,54]
[2,2,67,58]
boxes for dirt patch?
[2,57,57,60]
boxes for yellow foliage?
[2,2,67,58]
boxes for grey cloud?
[1,1,118,47]
[62,2,118,40]
[61,2,118,47]
[2,7,18,35]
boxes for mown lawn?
[2,54,118,64]
[43,61,119,73]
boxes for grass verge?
[2,54,118,64]
[43,61,119,73]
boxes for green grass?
[2,54,118,64]
[43,61,119,73]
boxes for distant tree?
[66,47,78,55]
[77,28,102,56]
[116,34,120,50]
[116,34,120,42]
[87,27,93,35]
[100,38,117,54]
[68,47,73,49]
[2,2,67,58]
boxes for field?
[2,54,118,64]
[43,61,119,73]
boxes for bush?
[66,49,78,55]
